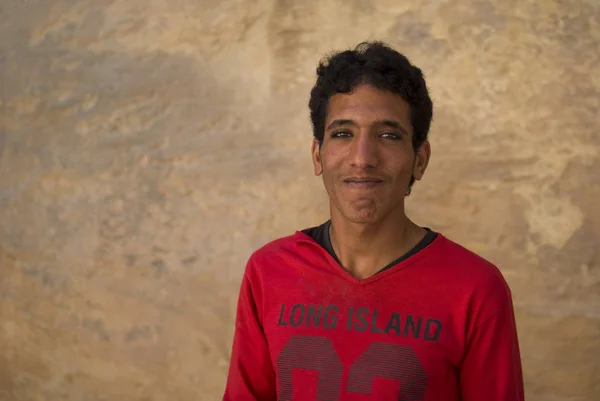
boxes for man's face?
[311,83,430,224]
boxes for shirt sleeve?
[222,261,277,401]
[459,287,525,401]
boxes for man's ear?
[311,138,323,176]
[412,140,431,182]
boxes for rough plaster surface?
[1,1,599,400]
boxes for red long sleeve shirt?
[223,227,524,401]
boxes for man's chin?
[330,197,394,224]
[342,206,381,225]
[335,199,406,225]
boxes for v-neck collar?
[298,220,440,285]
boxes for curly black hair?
[308,41,433,192]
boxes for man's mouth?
[344,177,383,183]
[343,177,384,187]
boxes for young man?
[222,41,524,401]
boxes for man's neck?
[328,208,427,279]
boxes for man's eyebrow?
[376,120,409,135]
[326,119,409,135]
[326,119,355,130]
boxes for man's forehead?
[329,101,399,114]
[329,86,408,107]
[326,95,410,123]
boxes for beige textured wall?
[1,1,599,400]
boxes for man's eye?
[332,131,351,138]
[381,132,401,140]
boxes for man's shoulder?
[246,229,318,266]
[239,229,325,284]
[251,232,300,257]
[432,234,516,317]
[434,234,511,292]
[436,234,496,265]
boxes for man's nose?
[349,134,378,168]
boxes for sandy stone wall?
[1,1,599,400]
